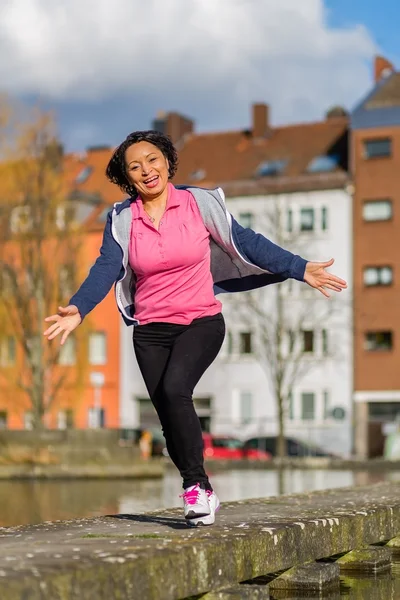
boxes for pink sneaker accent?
[187,490,220,526]
[180,488,200,505]
[180,483,210,519]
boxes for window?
[364,138,392,159]
[287,392,294,420]
[301,393,315,420]
[364,266,393,287]
[363,200,392,222]
[302,330,314,353]
[226,331,233,354]
[239,212,253,229]
[0,411,7,429]
[369,402,400,422]
[321,207,328,231]
[240,392,253,423]
[24,411,33,430]
[365,331,393,352]
[58,337,76,365]
[239,332,252,354]
[189,169,206,181]
[75,166,93,184]
[212,438,243,449]
[323,390,330,420]
[307,155,340,173]
[286,209,293,233]
[322,329,328,355]
[256,159,288,177]
[0,336,16,366]
[89,332,107,365]
[57,409,74,430]
[88,407,105,428]
[300,208,314,232]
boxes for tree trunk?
[277,391,286,459]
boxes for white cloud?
[0,0,377,125]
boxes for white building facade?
[119,186,353,457]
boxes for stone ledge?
[337,546,391,572]
[0,482,400,599]
[269,562,340,592]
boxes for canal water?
[1,467,400,598]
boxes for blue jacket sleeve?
[69,211,123,319]
[231,217,308,281]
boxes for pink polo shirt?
[128,183,222,325]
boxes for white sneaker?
[187,490,220,526]
[180,483,211,520]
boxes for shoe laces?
[180,484,201,505]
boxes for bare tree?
[0,102,88,430]
[225,198,341,459]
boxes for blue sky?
[326,0,399,64]
[0,0,398,151]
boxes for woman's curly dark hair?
[105,130,178,197]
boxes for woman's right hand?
[43,305,82,345]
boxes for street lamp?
[90,371,105,428]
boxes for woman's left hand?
[304,258,347,298]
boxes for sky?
[0,0,398,151]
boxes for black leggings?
[133,313,225,490]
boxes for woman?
[44,131,347,526]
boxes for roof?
[65,115,349,215]
[351,71,400,130]
[365,73,400,109]
[174,116,349,194]
[64,147,124,206]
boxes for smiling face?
[125,141,170,200]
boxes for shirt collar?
[131,183,180,220]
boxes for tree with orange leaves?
[0,99,88,430]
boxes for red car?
[202,433,271,461]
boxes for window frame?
[363,138,392,159]
[88,331,107,366]
[300,207,315,232]
[238,212,254,230]
[363,199,393,222]
[301,392,315,421]
[302,330,314,353]
[364,331,393,352]
[363,266,393,287]
[239,331,253,355]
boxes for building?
[351,56,400,458]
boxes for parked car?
[243,436,339,458]
[203,433,271,460]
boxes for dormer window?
[75,166,93,184]
[189,169,206,181]
[307,155,339,173]
[256,159,287,177]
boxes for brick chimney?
[252,103,269,138]
[152,111,194,144]
[374,56,395,82]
